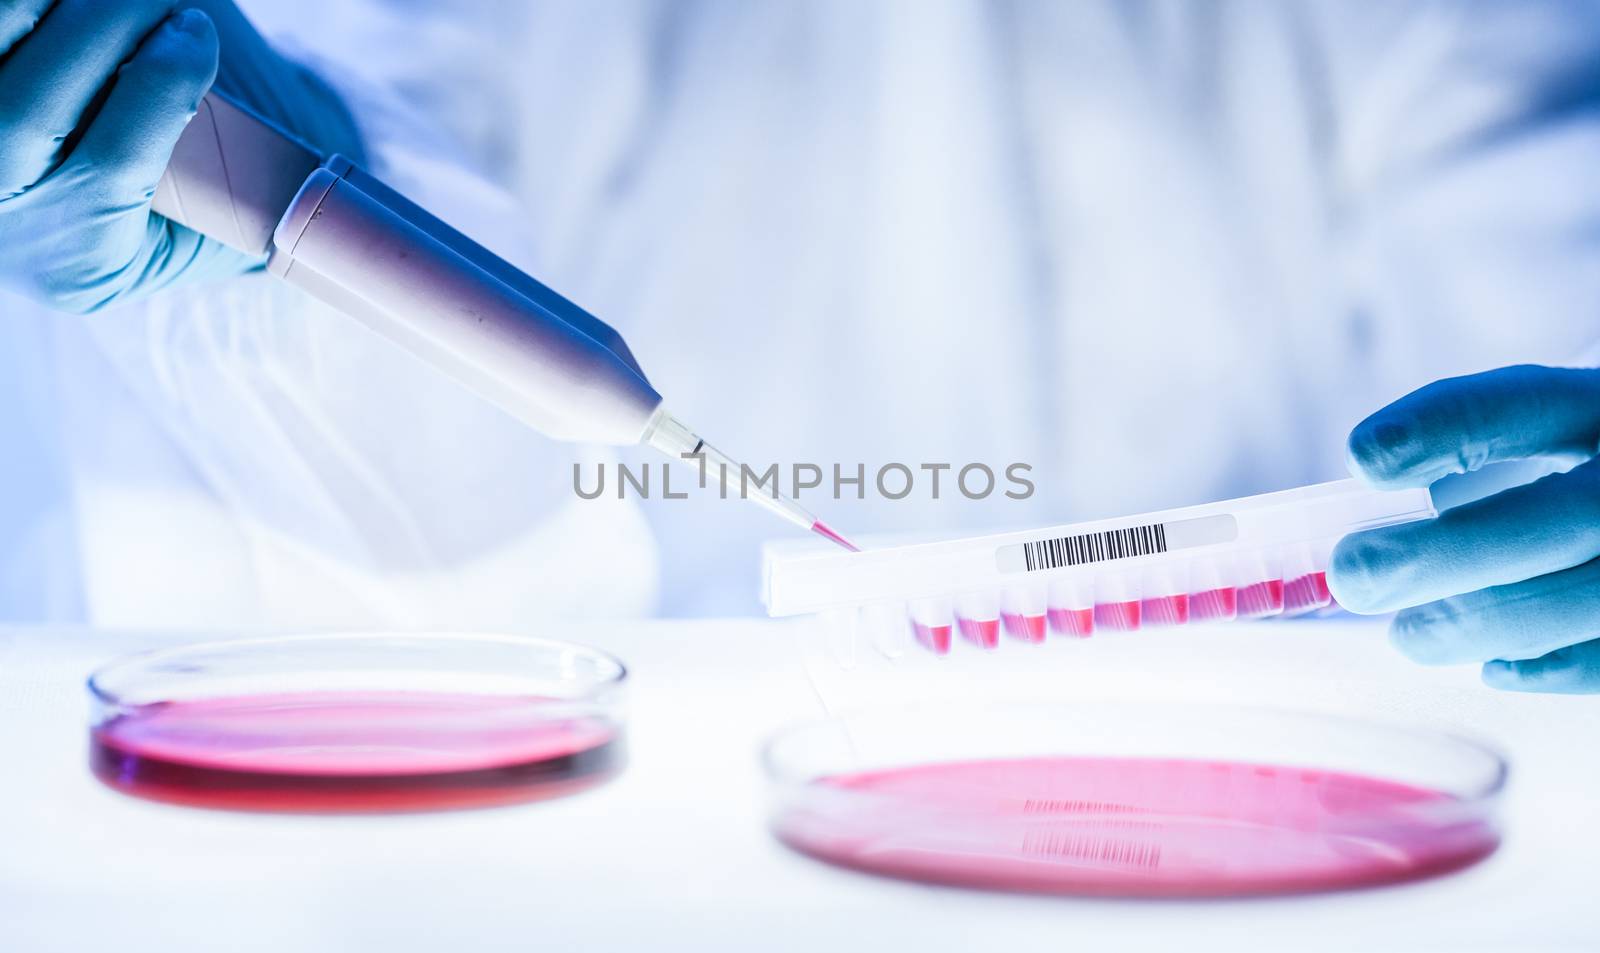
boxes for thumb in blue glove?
[0,1,363,313]
[1329,365,1600,693]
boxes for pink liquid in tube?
[1283,571,1333,616]
[957,617,1001,650]
[1095,600,1142,632]
[1238,579,1286,618]
[1046,607,1093,638]
[1189,586,1238,623]
[912,621,953,655]
[773,756,1500,897]
[1002,613,1048,643]
[91,691,622,812]
[1140,594,1190,627]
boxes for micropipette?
[152,92,854,550]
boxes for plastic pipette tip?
[811,520,859,552]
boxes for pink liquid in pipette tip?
[91,691,621,812]
[811,520,859,552]
[774,756,1499,897]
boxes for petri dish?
[763,702,1506,897]
[88,633,626,813]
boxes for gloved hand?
[1329,365,1600,693]
[0,1,364,313]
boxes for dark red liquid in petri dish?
[774,756,1499,897]
[91,691,622,812]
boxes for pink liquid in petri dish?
[1189,586,1238,623]
[1283,571,1333,616]
[1238,579,1286,618]
[1095,600,1142,631]
[1046,607,1093,638]
[1001,613,1048,643]
[1140,594,1190,627]
[912,621,953,655]
[774,756,1499,897]
[90,691,621,812]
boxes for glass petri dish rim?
[86,631,628,710]
[761,699,1510,806]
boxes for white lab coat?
[2,0,1598,622]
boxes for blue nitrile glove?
[0,1,363,313]
[1329,365,1600,693]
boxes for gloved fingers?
[63,7,217,198]
[0,0,54,60]
[1389,557,1600,665]
[1346,365,1600,490]
[0,0,182,192]
[134,213,252,294]
[1483,638,1600,694]
[1329,456,1600,613]
[25,199,249,313]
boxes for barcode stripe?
[1019,521,1168,572]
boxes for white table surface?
[1,617,1596,953]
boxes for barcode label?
[996,513,1238,574]
[1021,523,1166,571]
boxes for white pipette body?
[154,92,851,548]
